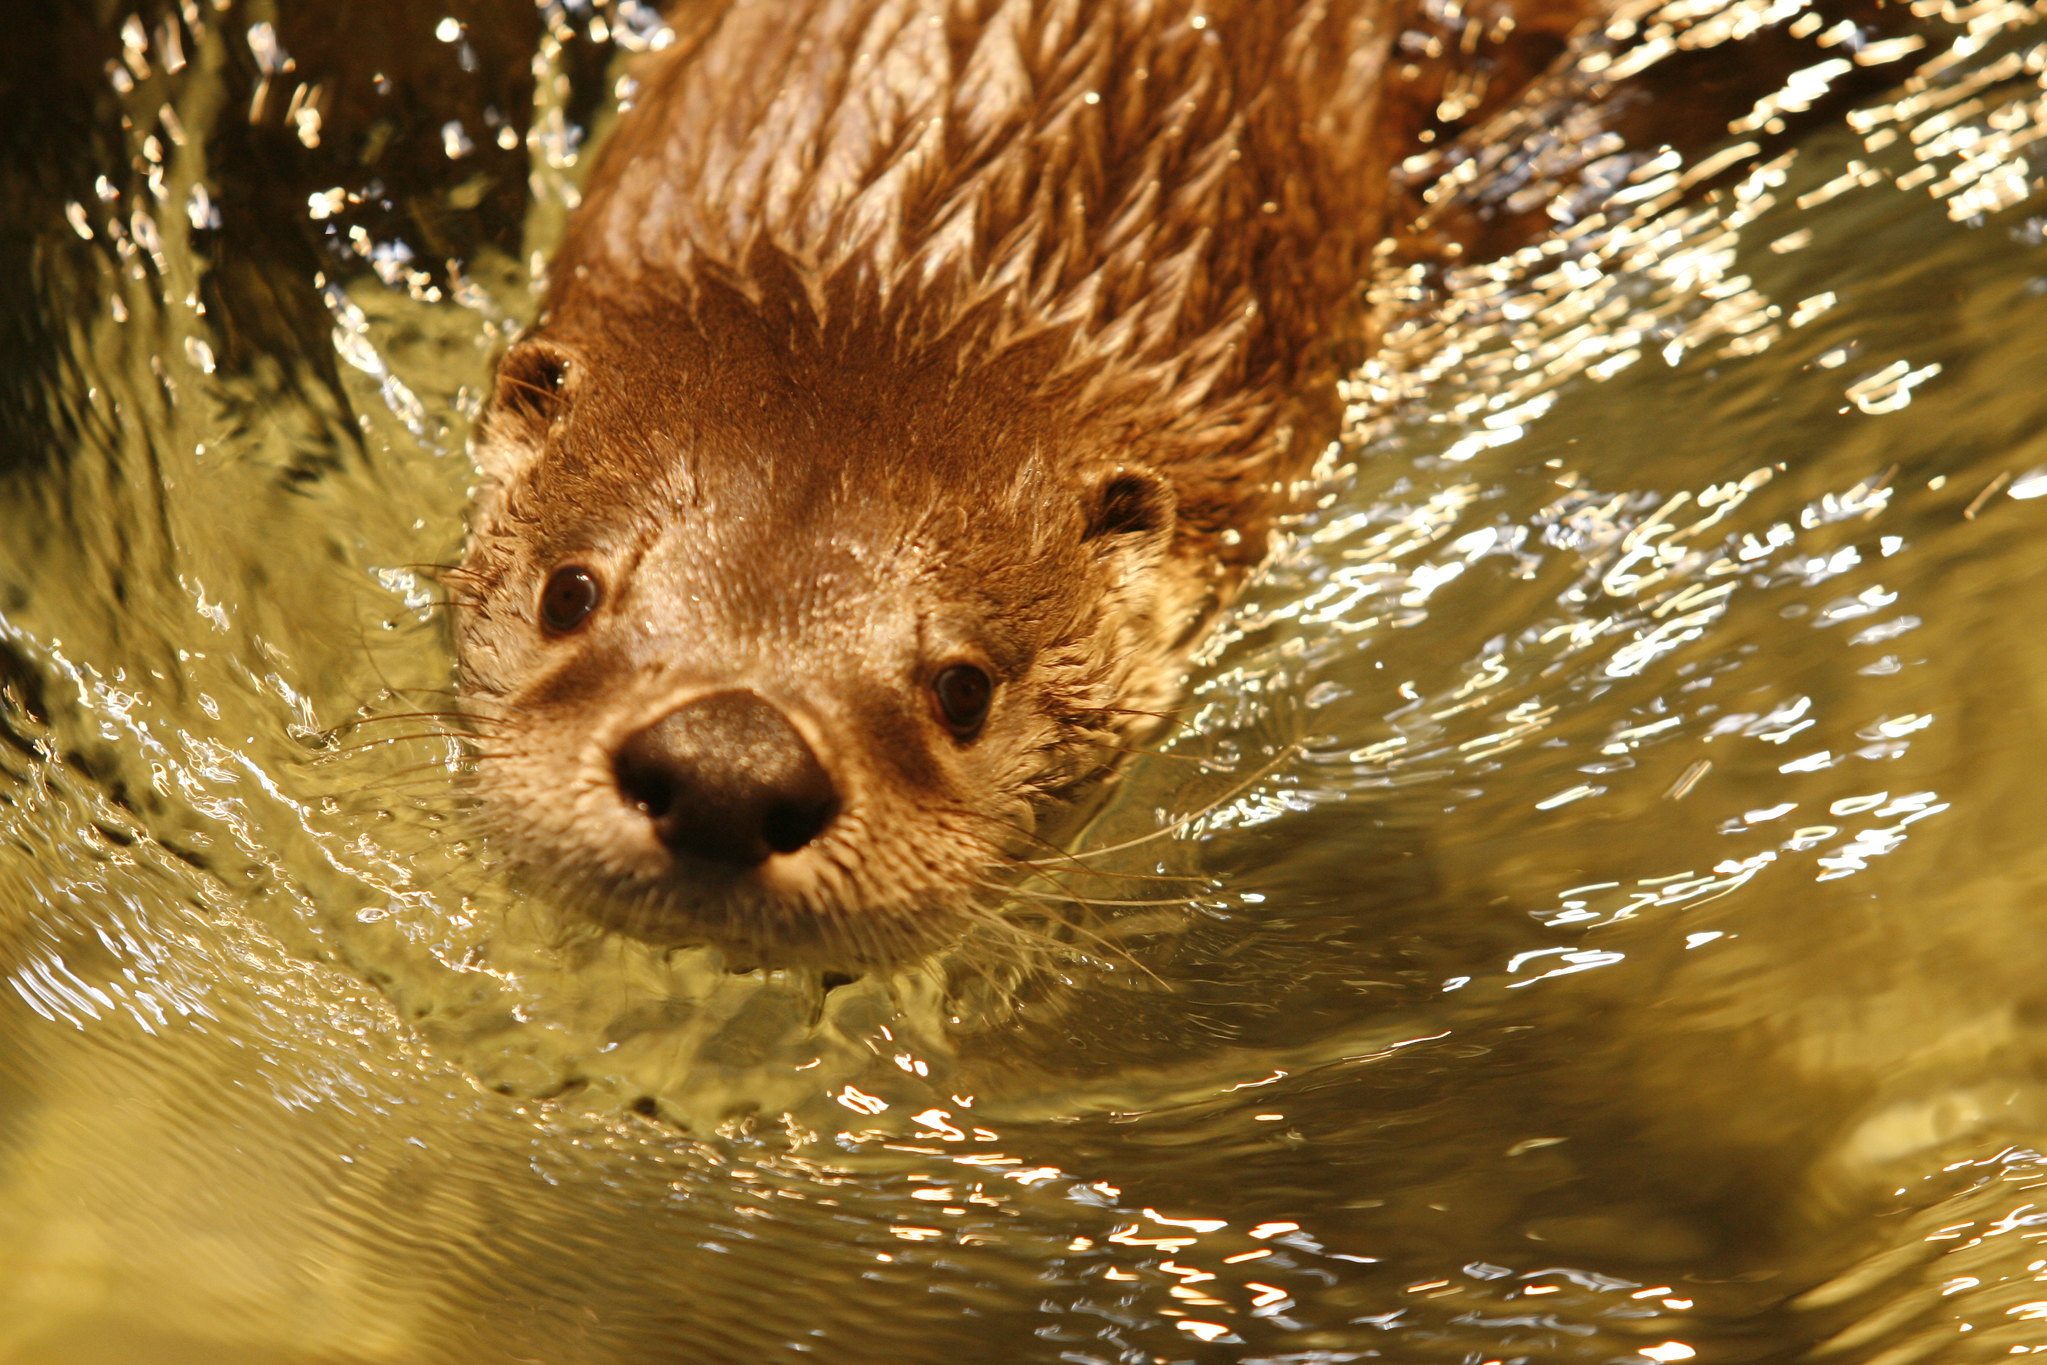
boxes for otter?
[454,0,1594,967]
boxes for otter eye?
[932,664,993,739]
[540,565,601,634]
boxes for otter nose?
[611,690,840,867]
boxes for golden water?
[4,0,2047,1360]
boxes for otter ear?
[1082,468,1176,547]
[487,336,576,439]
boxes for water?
[4,0,2047,1359]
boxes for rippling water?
[5,0,2047,1360]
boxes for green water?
[4,0,2047,1360]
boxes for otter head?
[453,286,1211,968]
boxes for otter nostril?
[610,690,840,868]
[613,736,682,819]
[762,794,835,856]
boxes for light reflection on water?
[3,0,2047,1360]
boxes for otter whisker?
[394,561,488,584]
[376,762,496,799]
[333,709,509,733]
[1090,742,1235,770]
[949,912,1060,993]
[345,764,478,790]
[936,832,1180,965]
[947,811,1209,887]
[956,898,1166,988]
[845,911,900,981]
[1067,703,1192,732]
[356,684,478,707]
[318,730,472,754]
[1028,742,1302,866]
[311,731,479,762]
[968,878,1195,910]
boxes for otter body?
[456,0,1589,965]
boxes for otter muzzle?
[611,689,840,867]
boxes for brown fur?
[455,0,1596,966]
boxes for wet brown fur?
[542,0,1589,577]
[456,0,1597,966]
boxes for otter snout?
[611,690,840,868]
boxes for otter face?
[453,305,1204,968]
